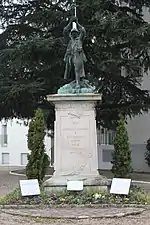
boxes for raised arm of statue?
[77,21,86,40]
[63,17,74,40]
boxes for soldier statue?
[63,16,87,85]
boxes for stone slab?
[47,93,102,102]
[1,207,145,219]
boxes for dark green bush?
[145,138,150,167]
[26,108,50,183]
[111,114,132,178]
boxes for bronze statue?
[63,17,87,85]
[58,1,95,94]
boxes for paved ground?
[1,210,150,225]
[0,168,25,196]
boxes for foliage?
[26,108,50,183]
[0,1,150,128]
[111,114,132,177]
[0,186,149,205]
[145,138,150,167]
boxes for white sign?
[110,178,131,195]
[67,181,83,191]
[19,179,40,196]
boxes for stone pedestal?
[44,94,108,191]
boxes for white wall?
[126,112,150,172]
[127,113,150,145]
[0,119,52,166]
[143,7,150,23]
[127,68,150,144]
[126,8,150,144]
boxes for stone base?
[45,93,105,192]
[44,174,109,192]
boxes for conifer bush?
[111,114,132,178]
[145,138,150,167]
[26,108,50,183]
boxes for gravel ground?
[1,210,150,225]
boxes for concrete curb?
[108,179,150,185]
[9,171,51,178]
[0,203,149,209]
[132,180,150,184]
[9,171,26,177]
[0,206,146,219]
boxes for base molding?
[44,174,109,192]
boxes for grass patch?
[0,185,150,206]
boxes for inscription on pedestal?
[64,131,88,149]
[58,113,94,173]
[60,115,90,150]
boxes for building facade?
[0,119,52,167]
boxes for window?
[102,149,113,162]
[97,127,116,145]
[21,153,28,165]
[1,124,8,146]
[2,153,9,164]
